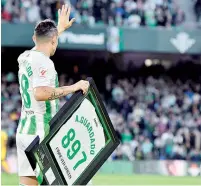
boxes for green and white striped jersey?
[17,49,59,138]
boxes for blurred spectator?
[193,0,201,22]
[142,138,153,159]
[172,7,185,26]
[27,0,41,23]
[189,149,201,161]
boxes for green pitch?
[1,173,201,185]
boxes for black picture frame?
[25,77,120,185]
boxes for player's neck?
[34,46,50,57]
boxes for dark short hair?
[34,19,58,39]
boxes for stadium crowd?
[1,0,185,27]
[1,71,201,161]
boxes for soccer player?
[16,4,90,186]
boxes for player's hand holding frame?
[73,80,90,95]
[57,4,76,36]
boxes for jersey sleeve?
[32,61,52,88]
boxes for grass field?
[1,173,201,185]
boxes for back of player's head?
[34,19,58,42]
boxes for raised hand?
[57,4,76,35]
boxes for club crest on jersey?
[39,67,48,78]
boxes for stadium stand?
[1,0,186,27]
[2,63,201,161]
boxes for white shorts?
[16,133,38,176]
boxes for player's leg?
[1,134,10,173]
[1,160,10,173]
[1,147,10,173]
[16,133,39,186]
[19,176,38,185]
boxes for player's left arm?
[57,4,76,36]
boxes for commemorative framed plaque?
[25,77,120,185]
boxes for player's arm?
[34,80,89,101]
[57,4,75,36]
[32,62,89,101]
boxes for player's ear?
[52,36,57,45]
[32,35,36,44]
